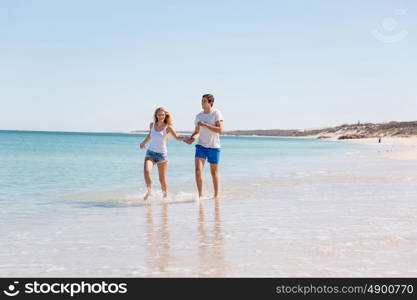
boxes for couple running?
[139,94,224,201]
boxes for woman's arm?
[167,126,184,141]
[139,123,153,149]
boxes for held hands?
[182,137,194,145]
[182,122,207,145]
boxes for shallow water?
[1,130,416,276]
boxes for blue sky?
[1,0,416,132]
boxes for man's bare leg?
[195,158,205,199]
[210,163,219,199]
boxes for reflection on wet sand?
[144,204,172,276]
[198,198,227,277]
[143,199,228,276]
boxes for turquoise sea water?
[1,130,417,276]
[0,130,361,202]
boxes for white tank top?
[148,123,168,154]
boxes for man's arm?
[198,120,224,134]
[184,125,200,144]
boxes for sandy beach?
[226,133,417,161]
[337,137,417,161]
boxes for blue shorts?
[145,149,168,164]
[195,144,220,164]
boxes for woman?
[140,107,183,200]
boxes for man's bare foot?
[163,192,168,199]
[213,194,220,200]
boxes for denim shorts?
[145,149,168,164]
[195,144,220,164]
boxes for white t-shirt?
[148,123,168,154]
[195,109,223,148]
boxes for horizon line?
[1,119,416,134]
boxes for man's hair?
[202,94,215,107]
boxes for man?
[184,94,224,199]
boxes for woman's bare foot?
[144,191,152,201]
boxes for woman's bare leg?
[157,161,168,198]
[144,158,154,200]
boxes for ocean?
[1,130,416,276]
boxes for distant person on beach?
[139,107,184,200]
[183,94,224,199]
[378,137,382,143]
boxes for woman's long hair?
[153,107,173,126]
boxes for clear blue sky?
[1,0,416,132]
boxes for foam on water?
[58,188,199,207]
